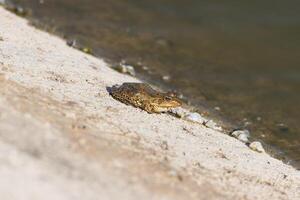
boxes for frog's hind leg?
[144,103,156,114]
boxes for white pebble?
[249,141,265,153]
[238,133,249,143]
[230,129,250,143]
[184,112,206,124]
[205,120,222,131]
[214,106,221,111]
[142,66,149,70]
[169,107,188,118]
[162,75,171,81]
[115,64,136,76]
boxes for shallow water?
[7,0,300,167]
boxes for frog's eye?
[164,96,172,101]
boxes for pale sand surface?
[0,7,299,200]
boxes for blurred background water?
[7,0,300,168]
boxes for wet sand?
[0,7,299,200]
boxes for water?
[6,0,300,168]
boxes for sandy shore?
[0,6,299,200]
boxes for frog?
[109,82,182,113]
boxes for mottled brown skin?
[110,83,182,113]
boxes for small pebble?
[114,64,136,76]
[214,106,221,111]
[243,121,252,126]
[8,5,29,16]
[249,141,265,153]
[184,112,207,124]
[204,120,222,131]
[256,116,262,121]
[171,109,222,130]
[238,133,249,143]
[142,66,149,71]
[230,129,250,143]
[66,39,77,47]
[169,107,188,118]
[81,47,93,54]
[162,75,171,81]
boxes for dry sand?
[0,6,299,200]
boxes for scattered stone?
[242,118,252,126]
[5,4,30,16]
[204,120,223,131]
[136,61,143,66]
[184,112,207,124]
[243,121,252,126]
[238,133,249,143]
[214,106,221,111]
[80,47,93,54]
[230,129,250,143]
[162,75,171,81]
[169,107,188,118]
[66,39,77,47]
[249,141,265,153]
[113,63,136,76]
[170,109,222,131]
[142,65,149,71]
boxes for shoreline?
[0,6,299,200]
[3,1,298,168]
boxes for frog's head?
[150,92,182,112]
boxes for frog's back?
[110,83,150,105]
[113,82,158,96]
[110,82,181,113]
